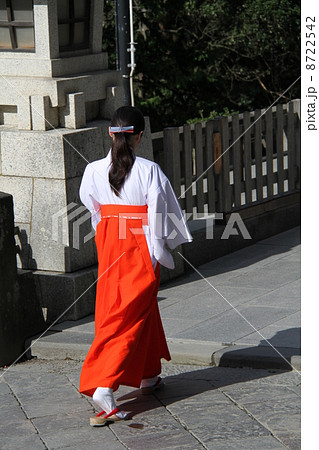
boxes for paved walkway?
[31,226,301,371]
[0,360,300,449]
[0,227,301,449]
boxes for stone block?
[91,0,104,53]
[1,125,110,271]
[47,104,59,129]
[1,124,107,179]
[0,71,123,111]
[167,338,225,366]
[0,105,17,127]
[0,76,57,106]
[85,100,100,122]
[0,58,53,78]
[1,130,65,178]
[55,71,123,107]
[18,98,32,130]
[65,176,97,272]
[213,344,301,371]
[116,424,200,450]
[29,177,97,272]
[32,412,125,450]
[100,85,124,119]
[62,124,107,178]
[30,332,91,361]
[51,53,108,77]
[31,95,52,131]
[15,387,89,419]
[39,0,59,60]
[30,178,67,271]
[33,1,51,59]
[0,426,45,450]
[59,92,86,129]
[31,265,98,323]
[0,176,32,222]
[195,437,286,449]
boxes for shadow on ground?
[215,328,301,371]
[114,364,290,422]
[110,328,300,421]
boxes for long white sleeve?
[79,164,101,231]
[147,164,193,269]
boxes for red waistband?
[100,204,148,224]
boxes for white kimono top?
[79,151,193,269]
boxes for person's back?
[79,106,192,426]
[81,153,164,207]
[80,113,192,270]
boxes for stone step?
[28,330,300,371]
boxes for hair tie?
[109,126,134,134]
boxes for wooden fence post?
[221,116,231,213]
[232,114,242,208]
[293,99,301,190]
[265,106,274,198]
[254,109,263,201]
[183,124,193,214]
[163,127,181,197]
[205,120,216,213]
[195,122,204,214]
[243,111,252,205]
[214,118,224,213]
[276,104,284,195]
[287,101,296,191]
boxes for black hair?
[109,106,145,196]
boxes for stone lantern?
[0,0,153,322]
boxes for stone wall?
[0,192,44,367]
[0,116,153,273]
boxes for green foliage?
[103,0,301,130]
[186,108,237,124]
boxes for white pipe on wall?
[128,0,136,106]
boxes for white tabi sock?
[140,376,159,388]
[92,387,127,419]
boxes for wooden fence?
[152,99,301,218]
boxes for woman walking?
[79,106,192,426]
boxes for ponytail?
[109,133,134,196]
[108,106,145,197]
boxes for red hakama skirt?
[79,204,171,397]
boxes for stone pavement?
[0,360,300,449]
[0,227,301,449]
[30,226,301,371]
